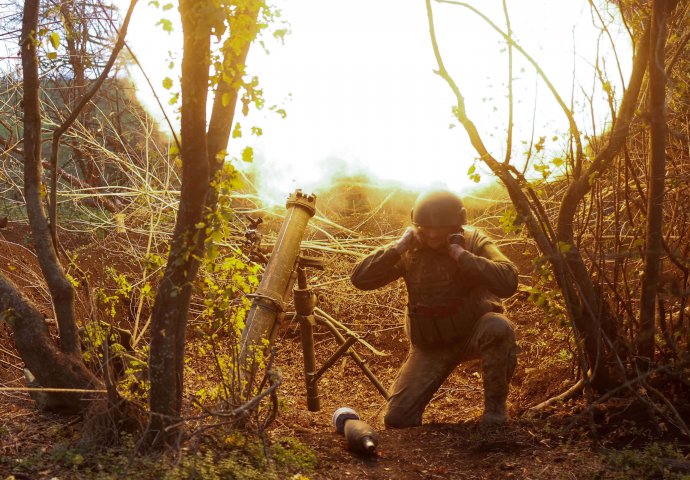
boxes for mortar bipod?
[293,255,389,412]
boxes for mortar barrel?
[239,189,316,390]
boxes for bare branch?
[436,0,585,177]
[501,0,513,165]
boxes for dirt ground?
[1,216,688,479]
[263,297,607,480]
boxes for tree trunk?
[146,0,212,444]
[22,0,81,356]
[552,20,652,389]
[146,0,262,447]
[0,274,101,413]
[206,0,261,178]
[3,0,104,413]
[638,0,670,363]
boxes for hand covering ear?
[395,227,420,254]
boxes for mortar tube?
[238,190,316,394]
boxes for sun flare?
[120,0,632,206]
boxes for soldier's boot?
[481,382,508,426]
[479,325,518,427]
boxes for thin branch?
[98,2,182,151]
[501,0,513,165]
[435,0,585,178]
[0,386,107,393]
[587,0,627,90]
[528,377,585,412]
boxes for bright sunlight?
[120,0,632,203]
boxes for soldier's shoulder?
[464,226,494,252]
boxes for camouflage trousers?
[384,312,518,428]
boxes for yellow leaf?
[241,146,253,163]
[49,31,59,49]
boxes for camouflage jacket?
[350,228,518,347]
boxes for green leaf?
[552,157,564,167]
[162,77,173,89]
[241,146,253,163]
[232,123,242,139]
[156,18,173,33]
[49,31,59,49]
[162,2,174,10]
[46,51,57,60]
[271,28,288,46]
[468,164,476,175]
[273,108,286,119]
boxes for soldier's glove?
[448,231,465,247]
[447,230,465,261]
[394,227,420,254]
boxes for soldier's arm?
[454,242,518,298]
[350,247,404,290]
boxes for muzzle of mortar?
[238,189,316,393]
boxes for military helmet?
[411,189,466,228]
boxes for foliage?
[4,0,289,442]
[191,164,262,405]
[526,256,567,325]
[270,436,319,472]
[499,207,523,235]
[6,432,316,480]
[603,442,690,480]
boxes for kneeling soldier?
[351,189,519,428]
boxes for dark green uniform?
[351,227,519,427]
